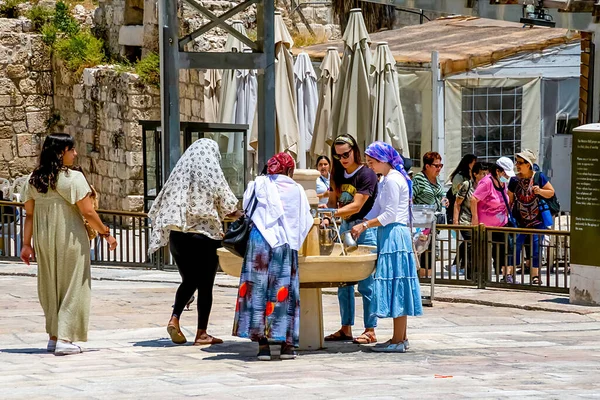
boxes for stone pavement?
[1,261,600,399]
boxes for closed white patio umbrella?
[331,8,372,151]
[250,12,300,158]
[370,42,409,157]
[310,47,341,160]
[218,20,248,126]
[294,52,318,168]
[203,69,221,123]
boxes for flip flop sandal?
[167,325,187,344]
[353,332,377,344]
[193,335,223,346]
[324,330,353,342]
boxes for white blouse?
[316,175,330,205]
[243,175,313,251]
[365,169,410,226]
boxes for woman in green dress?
[20,133,117,356]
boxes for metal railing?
[0,200,572,293]
[426,216,571,293]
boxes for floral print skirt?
[232,226,300,346]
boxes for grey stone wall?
[53,65,204,212]
[0,18,53,179]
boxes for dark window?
[460,86,523,163]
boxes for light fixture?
[520,0,556,28]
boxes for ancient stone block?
[128,94,152,109]
[26,111,50,134]
[16,134,41,157]
[125,151,143,167]
[8,156,37,176]
[25,95,46,109]
[5,107,25,121]
[12,121,27,134]
[0,125,13,139]
[122,195,144,211]
[83,69,96,86]
[0,78,18,95]
[6,65,28,80]
[74,99,85,113]
[30,42,51,72]
[38,72,53,95]
[0,138,14,161]
[0,33,21,47]
[73,84,84,99]
[17,79,36,95]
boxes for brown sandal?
[353,331,377,344]
[193,334,223,346]
[167,324,187,344]
[324,329,353,342]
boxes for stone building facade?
[0,18,53,179]
[53,66,204,211]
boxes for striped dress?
[412,171,444,212]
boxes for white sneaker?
[54,341,83,356]
[47,339,57,352]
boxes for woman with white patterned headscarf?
[148,138,241,346]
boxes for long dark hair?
[315,155,331,167]
[330,134,362,195]
[450,154,477,181]
[470,162,488,181]
[29,133,75,193]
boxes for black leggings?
[169,231,221,330]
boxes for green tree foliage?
[135,52,160,88]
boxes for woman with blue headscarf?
[351,142,423,353]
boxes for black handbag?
[222,189,258,258]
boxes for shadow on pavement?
[132,338,190,347]
[538,297,570,305]
[198,340,368,362]
[0,348,47,354]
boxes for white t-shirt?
[365,169,410,226]
[316,175,330,205]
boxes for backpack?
[533,172,560,216]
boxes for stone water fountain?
[217,169,377,350]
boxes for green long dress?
[22,170,92,342]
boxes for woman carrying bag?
[148,139,241,346]
[232,153,313,361]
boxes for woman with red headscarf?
[232,153,313,361]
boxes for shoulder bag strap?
[245,185,259,217]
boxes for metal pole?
[256,0,276,171]
[158,0,181,180]
[431,50,445,181]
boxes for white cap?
[496,157,515,177]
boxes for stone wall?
[0,18,53,179]
[53,66,204,212]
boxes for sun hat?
[515,149,536,169]
[496,157,515,177]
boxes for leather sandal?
[353,331,377,344]
[324,329,353,342]
[193,334,223,346]
[167,324,187,344]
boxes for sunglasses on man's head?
[333,150,352,161]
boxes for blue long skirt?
[374,223,423,318]
[232,226,300,346]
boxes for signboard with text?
[571,126,600,267]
